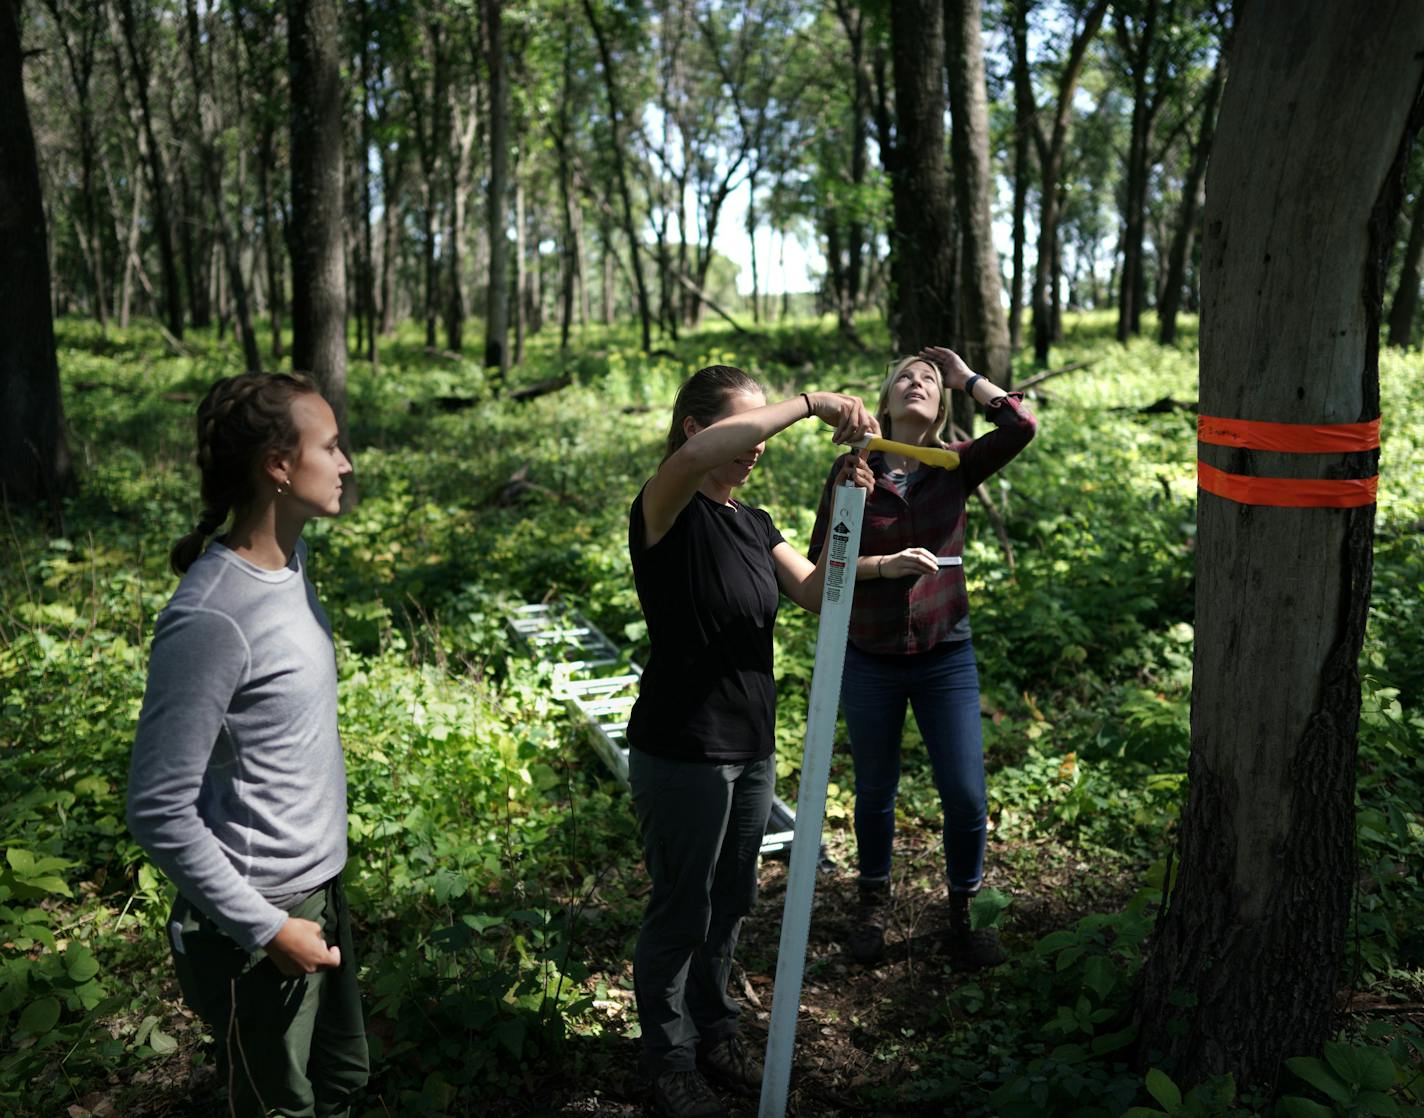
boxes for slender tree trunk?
[1009,0,1032,353]
[558,163,576,352]
[1116,0,1159,343]
[45,0,107,325]
[484,0,510,377]
[583,0,652,351]
[555,17,577,351]
[1136,2,1424,1088]
[946,0,1012,388]
[177,164,212,330]
[185,0,259,372]
[887,0,957,363]
[747,166,760,324]
[1160,50,1225,345]
[1,0,72,506]
[379,145,405,337]
[448,81,478,356]
[1031,0,1108,363]
[115,0,184,338]
[1387,175,1424,348]
[286,0,349,442]
[359,0,378,367]
[514,167,526,364]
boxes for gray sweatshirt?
[127,539,348,952]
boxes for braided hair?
[169,372,319,575]
[662,365,766,463]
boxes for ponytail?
[662,365,766,462]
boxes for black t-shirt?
[627,485,785,763]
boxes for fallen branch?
[69,380,195,403]
[157,322,192,357]
[672,269,753,336]
[421,346,464,363]
[486,463,570,508]
[1015,358,1095,392]
[509,374,572,402]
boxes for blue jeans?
[840,638,987,893]
[628,749,775,1075]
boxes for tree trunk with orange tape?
[1135,0,1424,1089]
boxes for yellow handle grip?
[862,436,960,471]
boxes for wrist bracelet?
[802,392,813,418]
[964,373,983,397]
[877,556,885,577]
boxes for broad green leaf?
[1276,1096,1334,1118]
[1287,1055,1352,1103]
[1092,1027,1137,1056]
[18,996,61,1036]
[1357,1089,1400,1117]
[24,875,73,897]
[1083,954,1116,1000]
[970,887,1012,931]
[1145,1067,1182,1113]
[148,1027,178,1055]
[66,946,100,983]
[495,1016,526,1058]
[6,849,35,875]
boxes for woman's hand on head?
[266,916,341,976]
[808,391,879,445]
[836,449,875,490]
[917,347,974,392]
[879,547,939,579]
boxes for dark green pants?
[169,877,369,1118]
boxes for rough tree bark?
[887,0,957,362]
[946,0,1012,388]
[286,0,349,442]
[1135,1,1424,1088]
[1,0,72,505]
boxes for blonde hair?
[874,356,948,443]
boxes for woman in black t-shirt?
[626,365,874,1118]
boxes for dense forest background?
[2,0,1422,1115]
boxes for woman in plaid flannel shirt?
[809,346,1037,969]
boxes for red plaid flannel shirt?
[808,394,1037,654]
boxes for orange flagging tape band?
[1198,414,1380,453]
[1197,461,1378,508]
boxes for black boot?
[944,890,1007,971]
[847,878,891,965]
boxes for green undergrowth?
[1,312,1421,1115]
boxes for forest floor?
[13,315,1424,1118]
[101,830,1142,1118]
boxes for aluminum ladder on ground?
[507,602,803,857]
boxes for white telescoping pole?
[759,480,866,1118]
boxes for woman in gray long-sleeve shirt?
[128,372,367,1117]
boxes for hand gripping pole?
[758,480,866,1118]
